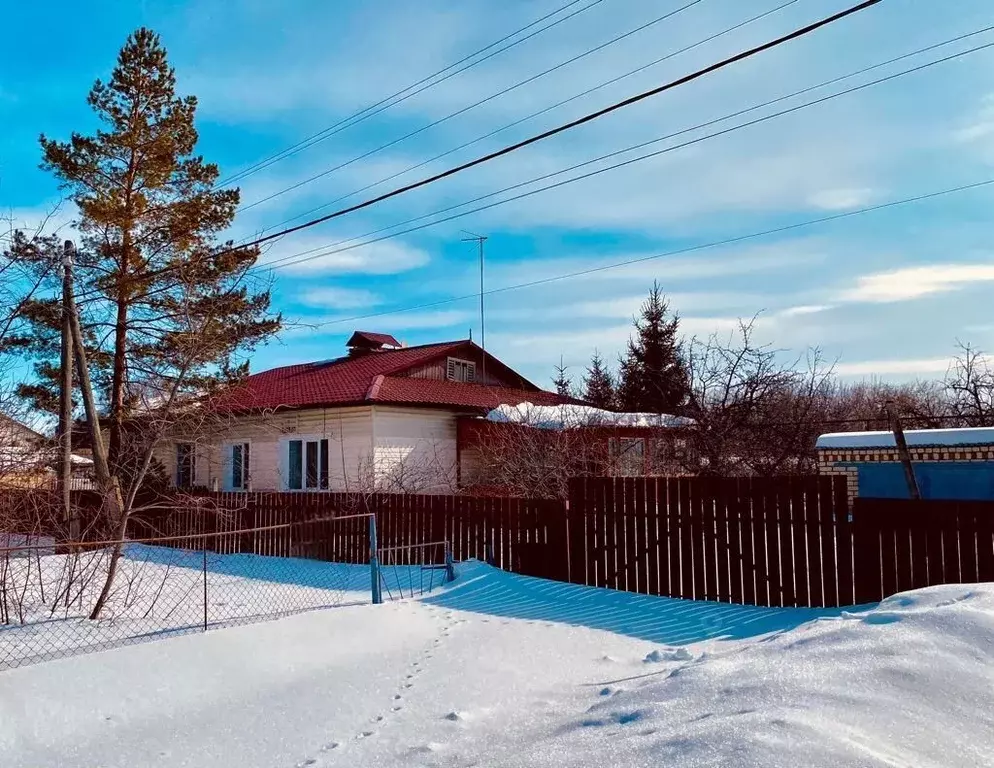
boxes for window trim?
[446,356,476,383]
[175,442,196,488]
[281,435,331,492]
[222,440,251,491]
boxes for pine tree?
[10,28,279,471]
[552,356,573,398]
[583,351,615,409]
[616,281,688,413]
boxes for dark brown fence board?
[776,479,796,608]
[628,479,644,593]
[645,478,660,596]
[667,478,681,598]
[678,478,693,600]
[791,478,810,607]
[977,510,994,582]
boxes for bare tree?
[944,341,994,427]
[681,318,835,476]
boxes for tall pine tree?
[617,282,687,413]
[10,28,279,471]
[583,351,615,409]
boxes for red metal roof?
[216,340,567,413]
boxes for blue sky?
[3,0,994,390]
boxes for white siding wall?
[371,406,458,492]
[160,407,373,492]
[161,406,464,492]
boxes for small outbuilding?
[816,427,994,502]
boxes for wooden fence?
[851,498,994,603]
[125,492,563,574]
[566,476,853,608]
[8,479,993,608]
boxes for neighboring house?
[0,414,94,489]
[458,403,693,482]
[817,427,994,503]
[158,332,569,492]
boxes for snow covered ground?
[0,544,438,670]
[2,562,992,767]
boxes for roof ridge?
[245,339,470,378]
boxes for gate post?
[369,515,383,605]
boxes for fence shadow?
[426,561,862,646]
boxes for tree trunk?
[109,292,128,471]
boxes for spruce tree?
[9,28,279,471]
[616,282,688,413]
[583,351,615,409]
[552,356,573,398]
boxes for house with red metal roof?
[159,331,570,492]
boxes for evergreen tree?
[8,28,279,470]
[552,356,573,398]
[616,282,688,413]
[583,351,615,409]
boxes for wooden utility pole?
[62,241,121,514]
[58,242,75,533]
[886,399,921,500]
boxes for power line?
[299,177,994,330]
[257,30,994,276]
[70,20,990,309]
[230,0,884,250]
[217,0,607,188]
[255,0,802,236]
[239,0,705,212]
[72,0,883,308]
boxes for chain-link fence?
[0,517,450,671]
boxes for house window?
[609,437,646,477]
[176,443,195,488]
[446,357,476,383]
[224,442,251,491]
[285,437,330,491]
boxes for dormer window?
[447,357,476,383]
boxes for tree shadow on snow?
[424,562,865,646]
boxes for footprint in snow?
[394,694,402,700]
[320,742,340,752]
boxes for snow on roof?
[816,426,994,450]
[0,446,93,468]
[487,402,693,430]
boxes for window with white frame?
[284,437,330,491]
[223,442,251,491]
[446,357,476,383]
[176,442,196,488]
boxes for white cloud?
[954,94,994,143]
[261,240,430,276]
[807,188,875,211]
[298,286,381,309]
[779,304,833,317]
[834,358,954,376]
[842,263,994,303]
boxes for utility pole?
[62,241,121,514]
[886,399,921,500]
[58,242,75,533]
[461,232,487,384]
